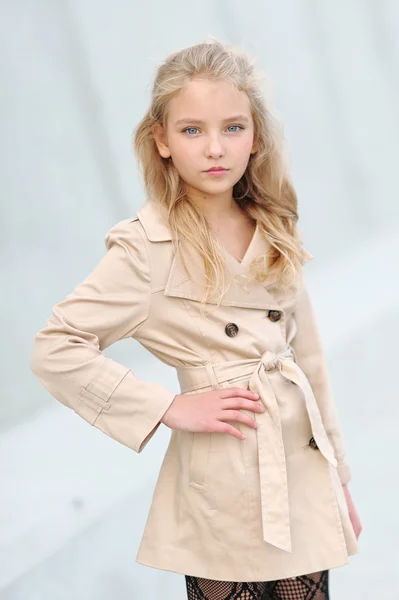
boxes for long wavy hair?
[134,39,307,305]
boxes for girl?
[31,40,362,600]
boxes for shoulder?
[102,216,151,276]
[104,201,173,249]
[102,210,174,290]
[98,216,153,284]
[104,215,146,251]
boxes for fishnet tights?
[185,570,329,600]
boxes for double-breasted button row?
[225,311,282,337]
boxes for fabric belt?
[176,346,337,553]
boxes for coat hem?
[136,545,358,582]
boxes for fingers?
[219,410,259,429]
[220,397,265,413]
[212,421,247,440]
[219,387,260,401]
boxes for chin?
[201,187,231,197]
[200,180,233,192]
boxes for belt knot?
[260,347,294,372]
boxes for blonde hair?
[134,39,307,305]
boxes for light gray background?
[1,1,398,598]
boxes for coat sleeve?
[30,219,176,453]
[290,272,351,485]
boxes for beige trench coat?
[30,200,358,582]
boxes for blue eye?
[226,125,243,133]
[184,127,200,135]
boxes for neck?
[186,187,241,225]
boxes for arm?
[30,219,176,453]
[290,273,351,485]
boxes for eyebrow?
[175,114,250,126]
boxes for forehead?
[167,78,252,123]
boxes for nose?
[205,134,225,159]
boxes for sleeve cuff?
[76,357,177,453]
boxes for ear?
[250,135,258,155]
[152,122,171,158]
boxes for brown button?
[225,323,239,337]
[309,436,319,450]
[268,310,282,322]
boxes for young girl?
[31,40,361,600]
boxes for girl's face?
[153,78,257,202]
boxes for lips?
[206,167,228,172]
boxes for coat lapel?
[136,201,311,311]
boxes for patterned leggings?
[185,570,329,600]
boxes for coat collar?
[136,201,174,242]
[136,200,312,310]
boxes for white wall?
[1,1,398,598]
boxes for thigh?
[185,576,267,600]
[265,570,330,600]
